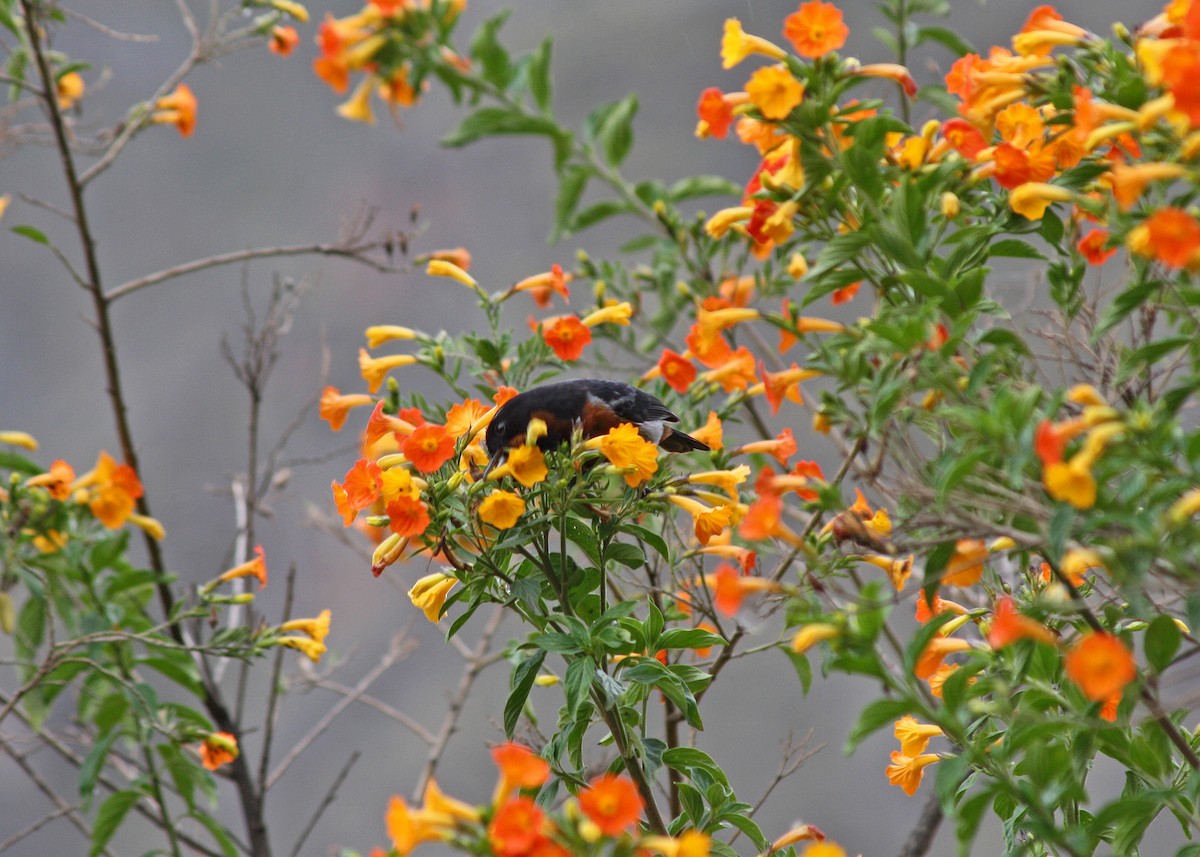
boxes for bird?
[484,379,709,473]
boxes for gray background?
[1,1,1163,855]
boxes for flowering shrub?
[321,1,1200,855]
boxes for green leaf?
[988,239,1046,260]
[504,650,546,737]
[563,657,594,719]
[0,450,43,475]
[469,9,513,86]
[606,542,645,569]
[618,524,670,561]
[667,175,740,202]
[782,646,812,694]
[563,516,601,566]
[915,24,975,56]
[591,94,638,167]
[532,632,584,654]
[139,656,204,695]
[644,599,664,650]
[657,628,725,651]
[1144,614,1182,674]
[186,809,241,857]
[79,730,119,805]
[845,698,912,753]
[89,532,129,572]
[662,746,729,788]
[569,199,631,232]
[12,224,49,244]
[551,166,590,243]
[441,108,564,149]
[90,789,141,857]
[158,743,201,811]
[528,38,553,113]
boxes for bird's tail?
[659,429,710,453]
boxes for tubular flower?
[783,1,849,58]
[695,306,761,351]
[1008,182,1076,220]
[686,464,751,500]
[886,751,941,796]
[643,830,714,857]
[721,18,788,68]
[1106,162,1190,210]
[489,444,548,488]
[745,64,805,120]
[445,399,492,441]
[478,490,526,529]
[371,533,409,577]
[1065,631,1137,702]
[402,424,456,473]
[734,427,796,465]
[276,635,327,662]
[512,263,571,307]
[791,622,840,653]
[706,564,784,615]
[73,450,143,530]
[582,301,634,327]
[589,423,659,487]
[320,386,375,431]
[915,636,973,679]
[669,495,734,545]
[738,493,803,547]
[579,774,644,836]
[365,325,419,349]
[699,346,758,392]
[198,732,239,771]
[689,411,724,451]
[942,539,987,587]
[359,349,417,394]
[697,87,738,138]
[894,715,944,756]
[860,553,914,591]
[542,316,592,361]
[426,259,479,289]
[151,84,197,136]
[339,458,384,513]
[217,545,269,589]
[704,206,754,238]
[269,25,301,56]
[852,63,918,97]
[280,609,331,645]
[0,430,37,450]
[1077,229,1116,265]
[408,572,457,622]
[491,742,550,803]
[24,459,76,500]
[986,596,1055,648]
[751,363,820,414]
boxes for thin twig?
[288,751,361,857]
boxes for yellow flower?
[886,751,941,795]
[1043,456,1096,509]
[408,572,458,622]
[426,259,479,289]
[56,71,85,109]
[745,64,805,121]
[894,715,944,756]
[358,348,418,394]
[0,431,38,450]
[268,0,309,21]
[336,77,376,124]
[686,465,751,500]
[1007,182,1075,220]
[860,553,913,590]
[703,206,753,238]
[790,622,840,653]
[721,18,788,69]
[478,490,526,529]
[581,302,633,327]
[276,635,327,662]
[589,423,659,487]
[280,608,331,644]
[365,325,419,348]
[1168,488,1200,525]
[489,445,548,488]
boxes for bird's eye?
[493,420,505,435]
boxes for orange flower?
[492,742,550,801]
[783,1,849,58]
[402,424,456,473]
[830,281,860,305]
[737,493,802,547]
[56,71,85,109]
[269,25,300,55]
[215,545,268,589]
[444,398,491,439]
[359,349,418,394]
[986,596,1056,648]
[894,715,944,756]
[1129,207,1200,268]
[542,316,592,361]
[198,732,238,771]
[886,751,940,796]
[1065,631,1136,702]
[1077,229,1116,266]
[755,363,819,414]
[151,83,197,136]
[689,411,724,451]
[657,349,697,394]
[669,495,734,545]
[734,427,796,465]
[699,345,758,392]
[915,636,972,679]
[386,495,431,537]
[745,64,804,121]
[940,118,986,159]
[514,264,571,308]
[339,458,384,511]
[992,143,1055,190]
[860,553,914,590]
[320,386,375,431]
[24,459,76,500]
[942,539,987,587]
[684,324,735,369]
[697,87,736,139]
[579,774,643,836]
[73,450,144,530]
[1161,40,1200,126]
[489,796,547,857]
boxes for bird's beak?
[482,446,507,479]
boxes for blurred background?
[0,1,1164,855]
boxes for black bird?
[484,379,709,473]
